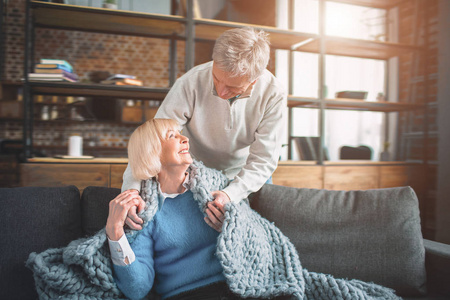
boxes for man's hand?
[204,191,230,232]
[124,190,146,230]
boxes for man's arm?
[154,75,193,123]
[122,76,193,193]
[122,163,141,192]
[222,92,287,203]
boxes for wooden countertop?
[27,157,128,164]
[26,157,421,166]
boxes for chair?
[339,145,372,160]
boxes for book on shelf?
[35,64,73,73]
[39,59,73,72]
[100,77,143,86]
[105,74,137,81]
[33,68,76,76]
[28,72,79,82]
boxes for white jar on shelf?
[68,135,83,157]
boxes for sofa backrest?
[0,185,82,300]
[250,184,427,297]
[81,186,121,236]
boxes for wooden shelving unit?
[22,0,425,161]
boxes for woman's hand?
[106,190,144,241]
[204,191,229,232]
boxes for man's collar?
[210,74,254,101]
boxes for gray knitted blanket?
[26,160,400,299]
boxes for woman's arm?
[106,190,155,300]
[112,227,155,300]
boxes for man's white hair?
[212,27,270,82]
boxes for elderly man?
[122,26,286,229]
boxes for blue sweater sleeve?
[113,223,155,300]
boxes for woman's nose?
[181,135,189,143]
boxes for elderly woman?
[106,118,232,299]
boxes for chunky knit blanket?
[27,160,400,300]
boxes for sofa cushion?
[250,185,426,297]
[81,186,121,236]
[0,185,82,300]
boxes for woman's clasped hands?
[106,190,145,241]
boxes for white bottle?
[41,105,49,120]
[51,106,58,120]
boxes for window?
[276,0,392,161]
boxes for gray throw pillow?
[250,185,426,297]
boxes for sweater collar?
[157,172,190,210]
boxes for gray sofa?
[1,184,449,299]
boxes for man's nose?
[216,83,229,98]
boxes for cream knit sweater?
[123,61,287,203]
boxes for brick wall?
[397,0,439,239]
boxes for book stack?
[29,59,79,82]
[100,74,143,86]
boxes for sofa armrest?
[424,239,450,297]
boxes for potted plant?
[103,0,117,9]
[380,141,390,161]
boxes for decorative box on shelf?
[120,100,158,124]
[0,101,23,119]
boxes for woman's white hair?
[128,118,180,180]
[212,27,270,82]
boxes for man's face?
[212,63,256,100]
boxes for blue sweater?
[113,190,226,300]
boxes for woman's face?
[160,128,193,168]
